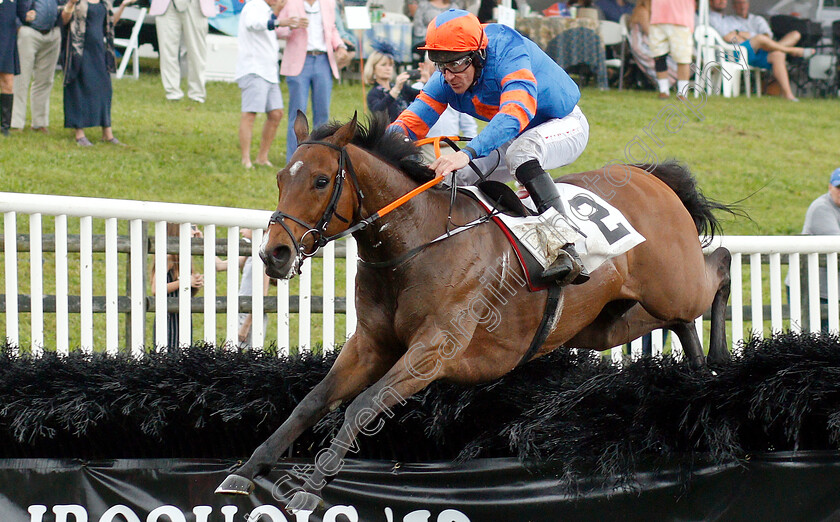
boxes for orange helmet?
[418,9,487,63]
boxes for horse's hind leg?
[568,301,672,351]
[706,246,732,365]
[669,321,705,370]
[571,306,706,369]
[215,335,394,495]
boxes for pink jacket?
[149,0,217,18]
[276,0,344,79]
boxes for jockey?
[390,9,590,285]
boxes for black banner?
[3,453,840,521]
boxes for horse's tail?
[635,161,741,247]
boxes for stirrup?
[544,246,589,286]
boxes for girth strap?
[516,284,562,368]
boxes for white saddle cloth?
[461,184,646,273]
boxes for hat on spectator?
[831,168,840,187]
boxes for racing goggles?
[434,54,473,74]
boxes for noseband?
[267,140,367,270]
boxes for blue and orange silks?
[391,23,580,160]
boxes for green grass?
[2,67,838,232]
[2,65,840,351]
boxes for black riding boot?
[515,159,590,285]
[0,94,12,136]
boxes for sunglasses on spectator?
[434,55,473,74]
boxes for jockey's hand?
[430,151,470,178]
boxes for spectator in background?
[627,0,677,88]
[151,224,205,348]
[149,0,217,103]
[649,0,694,99]
[151,224,227,348]
[596,0,633,22]
[276,0,352,162]
[237,229,271,349]
[235,0,291,168]
[708,0,814,101]
[0,0,35,136]
[365,41,418,122]
[12,0,61,133]
[477,0,520,23]
[61,0,135,145]
[787,168,840,333]
[412,0,461,58]
[334,0,357,51]
[404,0,418,19]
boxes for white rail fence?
[3,193,840,358]
[619,235,840,362]
[1,192,357,355]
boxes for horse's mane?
[309,113,438,186]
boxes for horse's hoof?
[215,474,255,495]
[286,491,324,513]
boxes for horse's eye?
[314,175,330,189]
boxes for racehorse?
[216,111,734,511]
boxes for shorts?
[740,40,771,69]
[649,24,693,64]
[238,74,284,113]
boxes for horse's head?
[261,111,363,279]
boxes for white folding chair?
[693,24,762,98]
[601,19,627,90]
[114,6,147,80]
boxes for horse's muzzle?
[261,243,295,279]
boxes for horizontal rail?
[709,235,840,255]
[0,192,272,227]
[5,297,821,322]
[0,234,349,257]
[0,295,348,314]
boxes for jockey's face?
[442,64,476,94]
[710,0,727,13]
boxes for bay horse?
[216,112,733,511]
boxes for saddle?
[460,180,646,292]
[460,181,566,291]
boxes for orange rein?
[373,135,463,219]
[375,136,464,217]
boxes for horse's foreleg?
[706,246,732,365]
[216,335,394,495]
[284,346,443,513]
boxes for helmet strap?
[469,48,486,90]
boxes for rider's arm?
[389,73,449,139]
[462,45,537,159]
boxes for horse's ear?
[293,110,309,144]
[332,111,358,148]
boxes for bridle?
[266,140,366,270]
[266,136,495,272]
